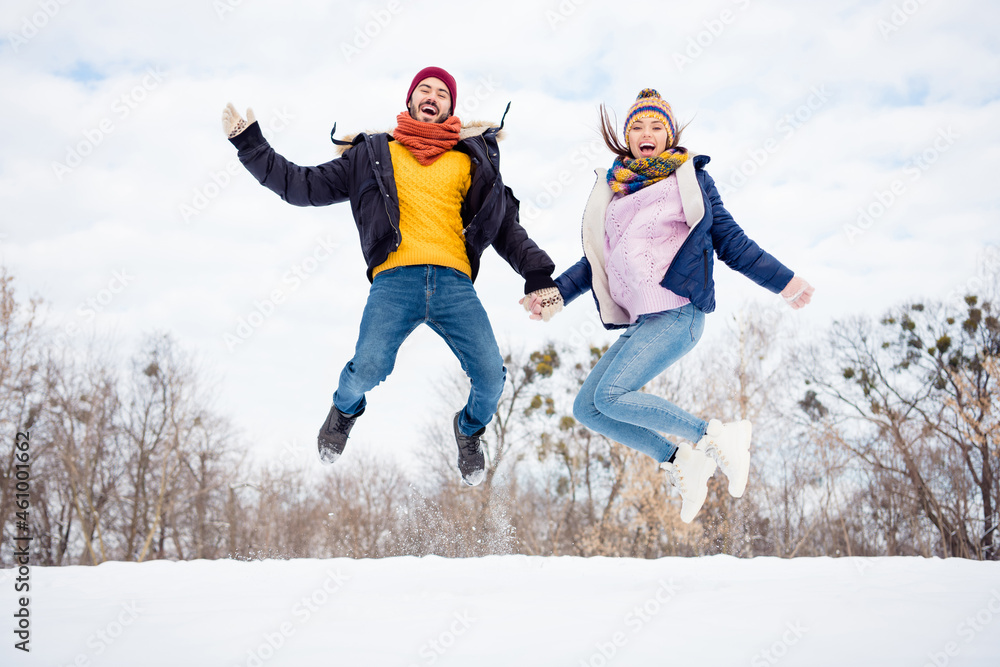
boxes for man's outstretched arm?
[222,102,351,207]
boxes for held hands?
[222,102,256,138]
[781,276,815,310]
[520,287,564,322]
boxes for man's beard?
[408,100,448,124]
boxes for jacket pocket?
[703,249,710,286]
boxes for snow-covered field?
[3,555,1000,666]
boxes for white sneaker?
[697,419,752,498]
[661,443,717,524]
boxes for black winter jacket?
[229,121,556,293]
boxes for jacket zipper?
[703,249,710,285]
[463,134,499,238]
[482,134,499,170]
[365,135,400,247]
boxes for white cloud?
[2,0,998,465]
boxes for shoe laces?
[329,411,354,435]
[459,433,482,458]
[704,439,730,467]
[664,464,686,493]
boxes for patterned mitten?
[222,102,256,138]
[523,287,564,322]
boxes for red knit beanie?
[405,67,458,115]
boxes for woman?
[523,89,814,523]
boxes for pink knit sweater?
[604,175,691,322]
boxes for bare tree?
[0,269,45,566]
[41,348,122,564]
[805,291,1000,559]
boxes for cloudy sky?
[2,0,997,468]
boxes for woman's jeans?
[333,265,506,436]
[574,303,708,463]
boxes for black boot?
[453,412,486,486]
[317,405,364,464]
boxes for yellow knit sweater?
[372,141,473,278]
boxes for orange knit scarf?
[393,112,462,166]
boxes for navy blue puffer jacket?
[554,154,794,329]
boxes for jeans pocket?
[374,266,404,281]
[687,304,704,342]
[444,267,472,281]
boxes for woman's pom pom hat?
[623,89,677,147]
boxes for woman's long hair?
[599,103,687,161]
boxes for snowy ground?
[3,555,1000,666]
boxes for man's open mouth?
[421,103,438,115]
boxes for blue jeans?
[333,265,506,436]
[574,303,708,463]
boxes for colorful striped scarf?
[607,149,689,195]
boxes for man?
[221,66,563,486]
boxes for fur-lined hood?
[334,119,503,155]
